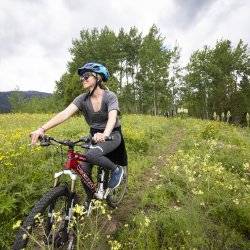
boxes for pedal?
[94,191,104,199]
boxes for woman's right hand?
[30,128,45,145]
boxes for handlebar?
[39,135,113,149]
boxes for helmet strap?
[87,77,102,97]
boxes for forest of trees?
[7,25,250,121]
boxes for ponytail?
[99,82,109,90]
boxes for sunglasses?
[80,72,96,81]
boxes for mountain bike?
[13,135,128,249]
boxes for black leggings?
[81,130,121,175]
[80,130,121,198]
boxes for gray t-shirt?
[72,90,121,130]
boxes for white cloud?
[0,0,249,93]
[166,0,250,65]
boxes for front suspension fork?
[52,170,78,224]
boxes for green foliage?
[1,115,249,248]
[8,28,249,120]
[201,122,220,139]
[0,113,172,248]
[8,93,63,113]
[21,95,63,113]
[116,118,250,249]
[138,25,172,115]
[55,25,175,114]
[183,39,250,119]
[8,91,25,112]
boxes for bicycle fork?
[52,170,78,228]
[52,167,111,218]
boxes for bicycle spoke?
[25,196,68,248]
[106,166,128,208]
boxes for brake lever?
[40,141,51,147]
[79,136,91,143]
[80,143,91,149]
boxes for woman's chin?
[83,84,89,89]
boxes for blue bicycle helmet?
[78,62,110,82]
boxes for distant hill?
[0,91,52,113]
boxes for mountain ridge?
[0,91,52,113]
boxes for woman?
[30,62,127,199]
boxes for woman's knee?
[85,148,103,164]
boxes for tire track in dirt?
[105,128,186,233]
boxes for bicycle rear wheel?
[106,165,128,208]
[13,185,76,250]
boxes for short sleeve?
[72,94,86,111]
[107,92,120,113]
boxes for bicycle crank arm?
[94,188,111,200]
[103,188,111,199]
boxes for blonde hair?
[97,74,109,90]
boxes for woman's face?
[80,72,97,89]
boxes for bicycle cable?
[60,145,64,169]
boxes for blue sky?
[0,0,249,93]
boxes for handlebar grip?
[80,136,91,143]
[39,135,51,146]
[91,135,113,144]
[79,135,113,143]
[38,135,50,141]
[105,136,113,141]
[40,141,51,146]
[38,135,43,141]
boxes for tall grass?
[1,115,249,248]
[116,119,250,249]
[0,113,181,248]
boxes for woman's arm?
[30,103,79,144]
[104,110,118,137]
[93,110,118,142]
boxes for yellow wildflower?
[108,240,122,250]
[12,220,22,229]
[73,204,85,216]
[144,216,150,227]
[233,199,239,205]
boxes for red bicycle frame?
[64,149,96,193]
[64,149,86,169]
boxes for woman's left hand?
[93,132,107,143]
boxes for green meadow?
[0,114,249,249]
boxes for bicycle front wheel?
[106,165,128,208]
[13,185,76,250]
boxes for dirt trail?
[105,128,185,233]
